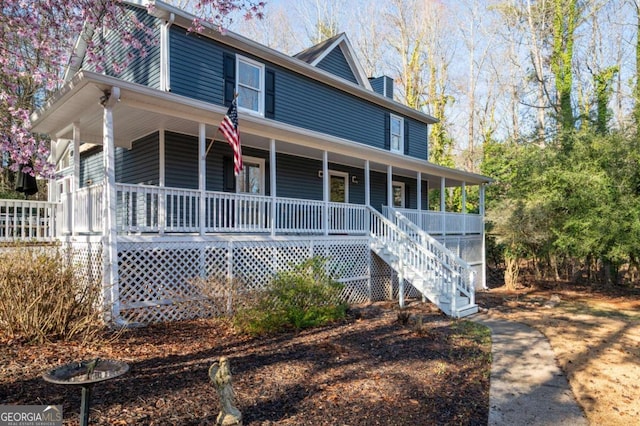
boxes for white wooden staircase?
[368,206,478,318]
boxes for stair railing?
[384,207,476,308]
[367,206,459,310]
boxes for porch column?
[158,129,166,234]
[387,165,393,209]
[461,181,466,235]
[323,150,329,236]
[270,139,276,236]
[480,184,486,288]
[72,123,81,236]
[364,160,370,206]
[199,123,206,235]
[101,87,120,323]
[425,181,429,210]
[440,177,446,237]
[416,172,422,211]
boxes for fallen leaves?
[0,301,490,425]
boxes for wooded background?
[225,0,640,288]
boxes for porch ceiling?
[32,71,491,187]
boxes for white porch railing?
[2,183,478,241]
[75,185,103,233]
[382,206,483,235]
[0,199,57,241]
[113,183,369,235]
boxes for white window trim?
[392,180,405,208]
[390,114,404,154]
[236,155,265,195]
[329,170,349,203]
[236,55,265,116]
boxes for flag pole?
[205,92,239,158]
[205,128,222,158]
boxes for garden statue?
[209,357,242,426]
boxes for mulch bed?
[0,301,489,425]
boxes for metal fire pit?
[43,359,129,426]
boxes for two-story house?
[15,0,491,325]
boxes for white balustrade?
[17,182,482,238]
[0,199,57,241]
[205,191,271,233]
[74,185,103,233]
[328,202,368,234]
[384,207,483,236]
[275,197,324,233]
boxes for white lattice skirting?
[61,234,482,325]
[64,236,375,324]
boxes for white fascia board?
[307,34,372,91]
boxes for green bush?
[234,256,348,335]
[0,245,102,343]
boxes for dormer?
[294,33,373,91]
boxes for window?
[392,181,405,208]
[390,114,404,153]
[236,55,264,115]
[236,156,265,195]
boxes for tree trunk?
[504,256,520,290]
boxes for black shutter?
[404,119,410,155]
[265,69,276,119]
[223,156,236,192]
[384,113,390,150]
[405,184,411,208]
[223,53,236,106]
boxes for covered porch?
[28,71,487,241]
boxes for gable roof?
[294,33,373,91]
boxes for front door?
[329,171,348,203]
[329,171,348,231]
[236,156,265,230]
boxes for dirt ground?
[477,283,640,426]
[0,302,490,426]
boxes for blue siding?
[276,154,322,200]
[276,71,386,148]
[82,6,161,88]
[370,171,387,212]
[170,27,224,104]
[168,29,430,161]
[316,48,358,84]
[115,132,159,185]
[80,148,104,187]
[369,77,384,96]
[369,76,393,99]
[275,154,366,204]
[165,132,198,189]
[407,119,428,160]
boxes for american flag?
[219,98,243,175]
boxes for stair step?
[455,304,479,318]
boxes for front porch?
[1,186,483,240]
